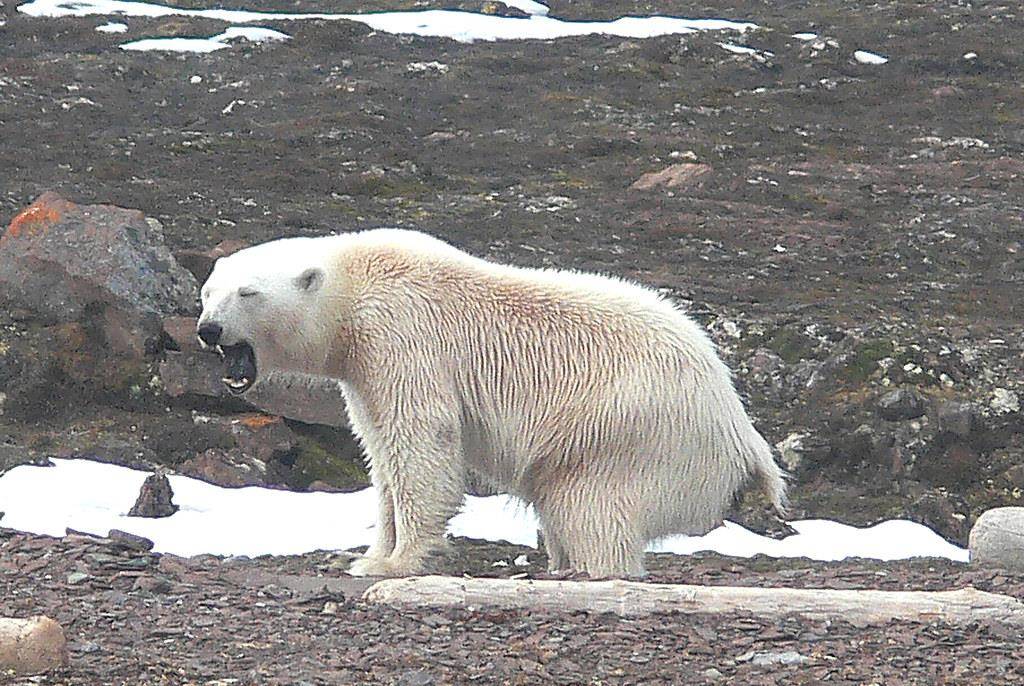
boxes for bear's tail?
[745,427,789,518]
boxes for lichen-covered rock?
[969,507,1024,569]
[0,193,197,376]
[0,192,197,326]
[876,388,926,421]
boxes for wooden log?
[0,616,68,675]
[363,576,1024,627]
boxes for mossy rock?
[284,424,369,492]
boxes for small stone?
[876,388,926,421]
[107,529,155,552]
[420,614,450,628]
[397,670,435,686]
[132,575,173,594]
[66,571,91,585]
[970,507,1024,570]
[128,474,178,518]
[321,601,340,615]
[703,667,724,680]
[737,650,810,666]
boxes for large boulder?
[969,507,1024,570]
[0,193,199,401]
[0,192,197,330]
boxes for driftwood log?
[0,616,68,675]
[363,576,1024,627]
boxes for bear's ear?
[295,267,324,293]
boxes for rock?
[908,490,970,544]
[128,473,178,518]
[876,388,926,421]
[132,575,173,594]
[736,650,810,667]
[934,400,974,437]
[630,162,712,190]
[107,529,155,552]
[0,194,198,400]
[159,349,226,398]
[179,448,267,487]
[0,324,62,419]
[218,413,296,466]
[397,670,435,686]
[0,192,197,335]
[0,615,68,675]
[173,239,248,283]
[969,507,1024,570]
[66,571,91,585]
[989,389,1020,415]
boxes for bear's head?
[196,237,330,395]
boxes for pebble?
[66,571,91,585]
[107,529,155,552]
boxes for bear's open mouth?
[219,342,257,395]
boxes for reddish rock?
[0,192,197,327]
[174,239,248,283]
[630,163,712,191]
[179,448,267,488]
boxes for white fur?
[198,229,787,577]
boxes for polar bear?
[197,229,786,577]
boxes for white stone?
[969,507,1024,570]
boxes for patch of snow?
[0,459,969,563]
[717,41,756,55]
[854,49,888,65]
[120,26,289,52]
[189,74,202,84]
[18,0,758,43]
[963,51,977,60]
[791,32,816,41]
[95,20,127,32]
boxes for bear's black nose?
[197,322,223,347]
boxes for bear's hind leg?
[539,485,645,577]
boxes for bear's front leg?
[348,417,465,578]
[361,479,396,562]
